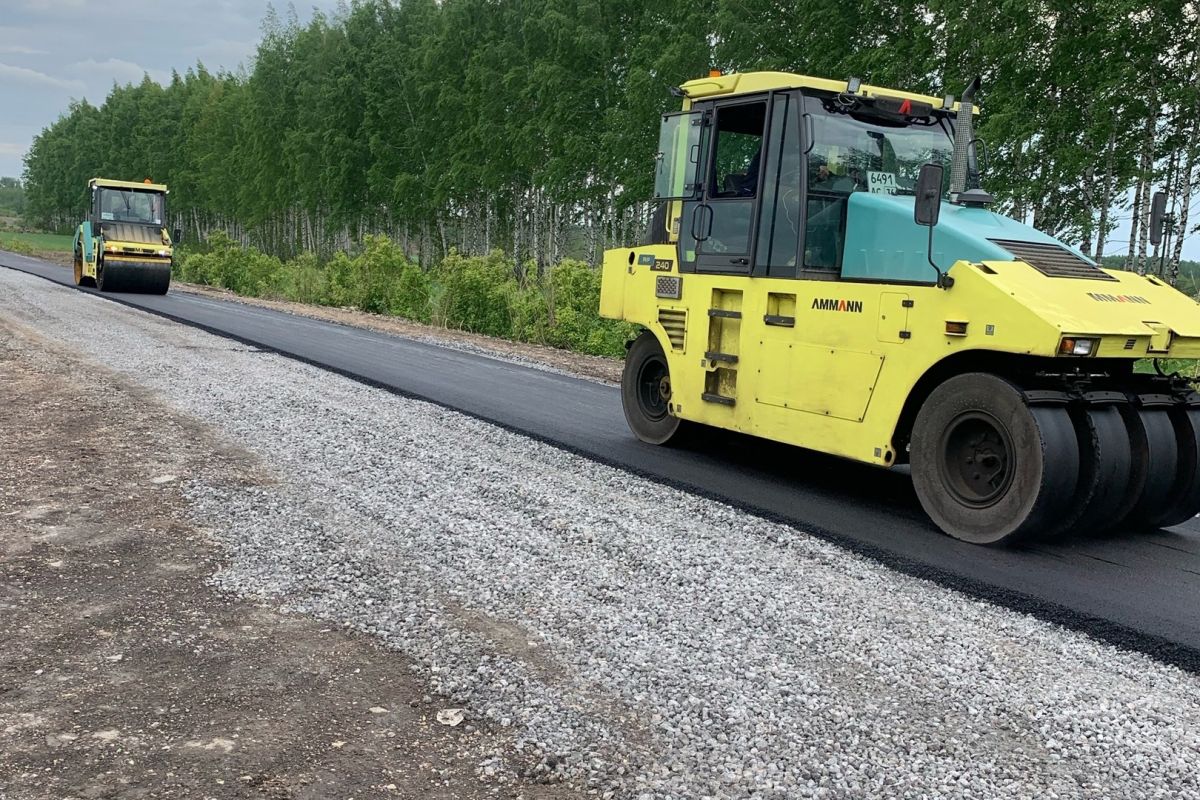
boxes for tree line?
[20,0,1200,278]
[0,177,24,218]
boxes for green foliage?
[275,251,328,305]
[434,250,517,337]
[0,235,37,256]
[178,231,283,296]
[0,177,25,217]
[545,259,636,355]
[325,235,431,319]
[173,234,631,357]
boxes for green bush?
[509,280,551,343]
[173,233,633,358]
[543,259,635,357]
[276,251,328,305]
[324,235,431,320]
[434,249,517,337]
[179,230,282,297]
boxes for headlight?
[1058,337,1098,356]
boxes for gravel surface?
[4,265,1200,800]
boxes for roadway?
[4,250,1198,671]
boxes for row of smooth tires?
[909,372,1199,544]
[620,331,1199,545]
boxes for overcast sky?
[0,1,338,178]
[0,1,1194,259]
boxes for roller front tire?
[911,373,1079,545]
[621,331,687,445]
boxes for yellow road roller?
[600,71,1200,544]
[72,178,179,294]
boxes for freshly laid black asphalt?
[5,251,1199,671]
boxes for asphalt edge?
[4,255,1197,675]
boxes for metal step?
[701,392,736,406]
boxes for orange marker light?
[709,69,722,77]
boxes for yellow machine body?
[601,247,1200,467]
[600,70,1200,469]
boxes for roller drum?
[97,257,171,295]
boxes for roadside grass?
[0,231,73,253]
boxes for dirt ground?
[24,251,621,385]
[0,318,577,800]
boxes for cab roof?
[89,177,168,193]
[678,71,976,113]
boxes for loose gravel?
[4,266,1199,800]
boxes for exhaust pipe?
[948,77,992,207]
[948,77,979,201]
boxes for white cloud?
[71,58,170,86]
[0,142,25,158]
[0,45,46,55]
[0,61,84,92]
[184,37,257,71]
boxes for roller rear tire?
[621,331,689,445]
[911,373,1079,545]
[1140,406,1200,529]
[1112,404,1178,531]
[1054,405,1132,538]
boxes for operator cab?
[656,75,979,284]
[88,178,176,246]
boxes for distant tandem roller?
[601,69,1200,545]
[72,177,180,295]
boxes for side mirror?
[1150,191,1167,247]
[969,137,989,178]
[914,163,944,227]
[172,228,183,244]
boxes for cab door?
[680,98,768,275]
[680,98,770,410]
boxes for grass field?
[0,231,73,253]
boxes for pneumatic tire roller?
[601,70,1200,545]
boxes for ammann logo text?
[812,297,864,313]
[1087,292,1150,305]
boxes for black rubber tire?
[621,331,687,445]
[910,373,1079,545]
[1140,407,1200,529]
[1053,405,1133,537]
[1113,405,1179,530]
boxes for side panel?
[80,220,99,277]
[603,248,1068,466]
[757,343,883,422]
